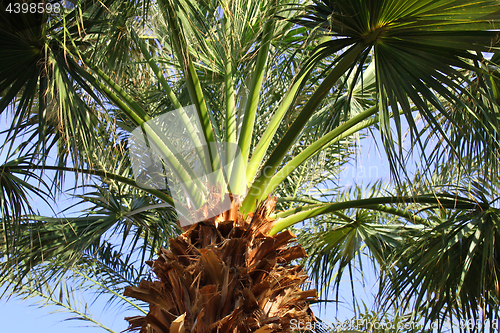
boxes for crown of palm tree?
[1,0,500,331]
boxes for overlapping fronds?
[379,165,500,327]
[289,0,500,181]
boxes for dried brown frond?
[124,197,317,333]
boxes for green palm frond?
[0,155,52,249]
[0,1,104,168]
[386,206,500,326]
[414,59,500,188]
[293,183,415,300]
[382,165,500,327]
[0,182,179,287]
[290,0,500,179]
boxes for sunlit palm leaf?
[289,0,500,179]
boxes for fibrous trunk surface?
[124,197,317,332]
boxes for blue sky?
[0,299,110,332]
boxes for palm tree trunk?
[124,197,317,332]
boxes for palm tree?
[1,0,500,331]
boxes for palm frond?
[291,0,500,181]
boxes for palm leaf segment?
[0,1,109,169]
[277,0,500,184]
[128,105,246,227]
